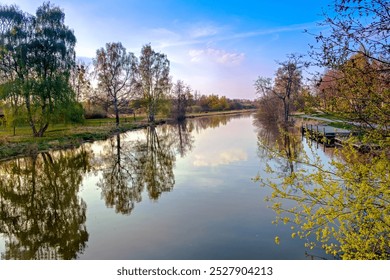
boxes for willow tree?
[93,42,137,128]
[136,44,170,124]
[0,5,29,135]
[0,3,81,137]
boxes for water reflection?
[255,117,303,176]
[1,113,309,260]
[0,148,91,259]
[97,134,142,215]
[192,113,250,133]
[98,122,194,215]
[170,121,194,158]
[134,125,176,200]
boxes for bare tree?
[136,44,170,124]
[71,60,91,103]
[93,42,137,127]
[255,55,305,125]
[171,80,192,121]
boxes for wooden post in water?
[323,127,326,152]
[310,124,313,139]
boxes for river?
[0,113,330,259]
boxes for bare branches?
[255,54,306,125]
[93,42,138,127]
[136,44,170,123]
[310,0,390,69]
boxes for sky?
[2,0,332,99]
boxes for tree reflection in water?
[98,123,188,214]
[98,115,258,215]
[0,115,245,259]
[170,121,194,158]
[255,117,303,177]
[136,125,176,200]
[192,113,250,133]
[0,148,91,259]
[97,133,143,214]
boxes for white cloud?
[189,48,245,65]
[188,49,205,62]
[193,149,248,167]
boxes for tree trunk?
[148,113,155,123]
[34,123,49,137]
[283,98,289,124]
[114,96,120,128]
[148,101,155,123]
[25,95,38,136]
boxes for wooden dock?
[301,124,353,147]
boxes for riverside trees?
[255,55,305,125]
[136,44,171,124]
[93,42,137,128]
[0,3,82,137]
[256,0,390,259]
[170,80,192,121]
[317,53,389,135]
[90,43,171,125]
[313,0,389,136]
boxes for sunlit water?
[0,113,331,259]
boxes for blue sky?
[3,0,332,99]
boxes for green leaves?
[0,3,78,137]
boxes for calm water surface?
[0,113,329,259]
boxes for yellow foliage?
[257,132,390,259]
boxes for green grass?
[0,116,146,160]
[327,121,354,130]
[311,112,347,122]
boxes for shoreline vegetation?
[0,109,256,161]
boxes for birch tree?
[136,44,170,124]
[94,42,137,127]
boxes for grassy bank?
[292,112,355,130]
[0,116,158,161]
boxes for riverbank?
[186,109,256,118]
[0,109,255,161]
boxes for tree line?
[254,0,389,138]
[0,2,256,138]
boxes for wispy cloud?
[219,22,319,41]
[189,23,221,38]
[149,21,320,49]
